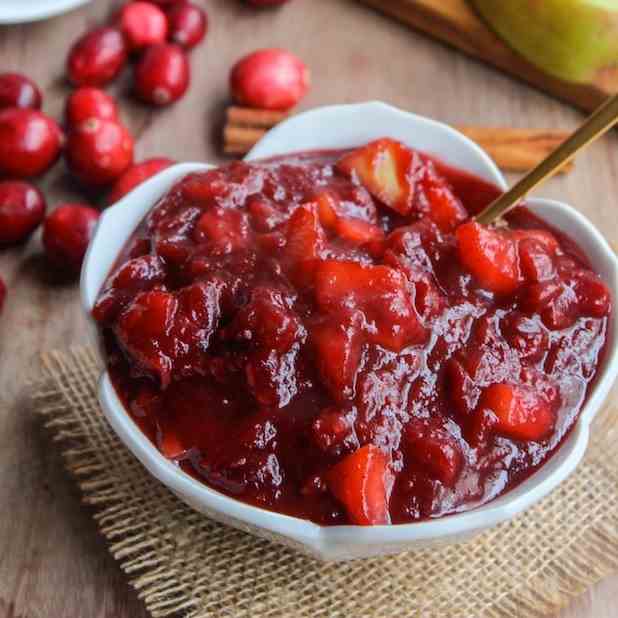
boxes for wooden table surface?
[0,1,616,616]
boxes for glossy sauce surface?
[93,144,611,525]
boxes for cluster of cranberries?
[0,1,213,312]
[67,1,207,104]
[0,74,100,277]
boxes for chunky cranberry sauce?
[93,139,612,526]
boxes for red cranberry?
[167,2,207,49]
[43,204,100,272]
[65,118,134,187]
[65,87,119,127]
[116,2,168,51]
[133,44,190,106]
[108,157,174,204]
[230,48,309,111]
[0,276,5,314]
[0,181,46,245]
[0,108,63,178]
[67,27,127,87]
[0,73,42,110]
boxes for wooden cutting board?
[358,0,618,112]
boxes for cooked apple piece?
[282,204,325,288]
[314,191,339,229]
[476,383,555,442]
[456,221,520,294]
[326,444,392,525]
[334,217,385,247]
[417,163,468,232]
[336,138,418,215]
[315,259,426,351]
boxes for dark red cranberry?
[65,87,119,127]
[43,204,100,272]
[0,108,63,178]
[167,2,207,49]
[65,118,134,187]
[66,27,127,87]
[116,2,168,51]
[108,157,174,204]
[133,43,190,106]
[0,276,5,314]
[0,181,46,245]
[0,73,42,110]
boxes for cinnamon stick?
[224,125,267,154]
[223,106,573,173]
[226,106,288,128]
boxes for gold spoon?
[476,93,618,225]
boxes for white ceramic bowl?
[81,102,618,561]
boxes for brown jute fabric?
[34,347,618,618]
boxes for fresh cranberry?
[108,157,174,204]
[167,2,207,49]
[116,2,168,51]
[0,276,5,314]
[0,108,63,178]
[0,73,42,110]
[66,27,127,87]
[65,87,119,127]
[133,44,190,106]
[230,48,309,111]
[65,118,134,186]
[0,181,46,245]
[43,204,100,272]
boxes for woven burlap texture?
[35,347,618,618]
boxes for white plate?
[0,0,90,24]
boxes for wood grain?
[358,0,618,112]
[0,1,616,617]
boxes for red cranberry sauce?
[93,142,611,526]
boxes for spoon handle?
[476,93,618,226]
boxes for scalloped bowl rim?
[80,102,618,559]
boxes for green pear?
[470,0,618,83]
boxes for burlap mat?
[34,347,618,618]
